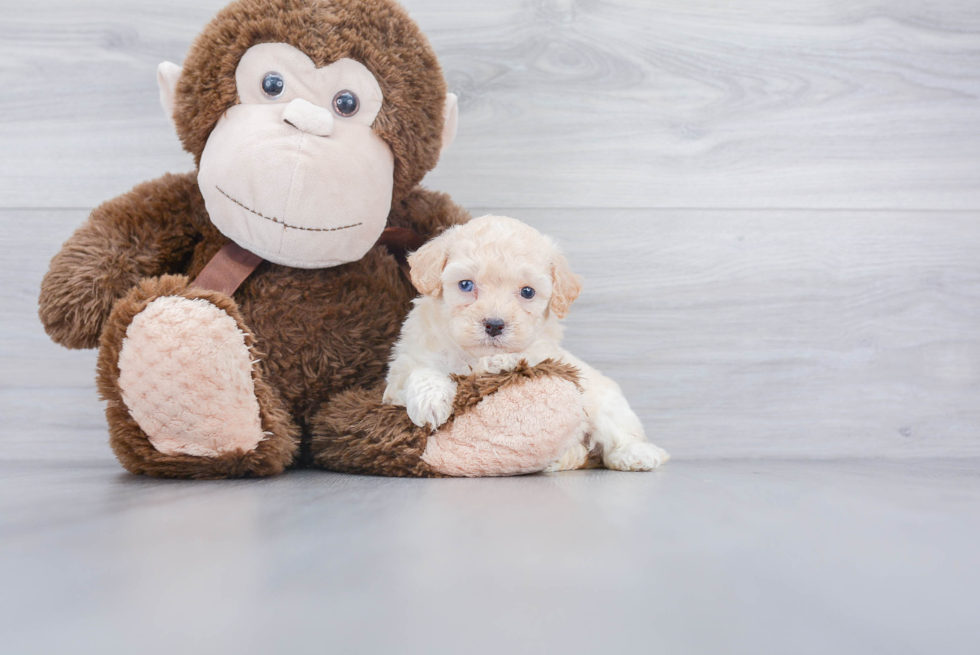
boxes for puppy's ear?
[409,228,455,296]
[550,251,582,319]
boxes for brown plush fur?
[37,0,575,479]
[310,360,581,477]
[97,275,299,479]
[38,173,205,350]
[39,167,468,477]
[449,359,581,419]
[174,0,447,203]
[311,383,438,477]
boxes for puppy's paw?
[604,442,670,472]
[406,376,457,429]
[544,442,590,473]
[472,353,521,375]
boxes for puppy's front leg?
[405,368,457,429]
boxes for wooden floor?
[2,459,979,655]
[2,1,979,653]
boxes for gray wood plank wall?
[2,0,978,460]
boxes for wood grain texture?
[5,5,980,650]
[6,207,979,460]
[1,0,979,209]
[517,208,980,459]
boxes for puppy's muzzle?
[483,318,505,337]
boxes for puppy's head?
[409,215,582,357]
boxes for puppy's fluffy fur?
[383,215,669,472]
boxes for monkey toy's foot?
[98,275,298,479]
[422,360,587,476]
[310,360,586,478]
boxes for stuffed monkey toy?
[38,0,585,479]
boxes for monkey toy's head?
[157,0,458,268]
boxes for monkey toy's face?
[157,0,459,270]
[191,43,393,268]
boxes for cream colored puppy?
[383,215,669,472]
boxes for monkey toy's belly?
[233,246,416,426]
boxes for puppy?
[383,215,669,472]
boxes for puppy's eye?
[458,280,475,293]
[333,90,359,117]
[520,286,536,299]
[262,72,285,98]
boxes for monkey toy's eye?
[458,280,475,293]
[333,90,360,117]
[262,72,285,98]
[520,286,536,299]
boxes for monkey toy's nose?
[483,318,505,337]
[282,98,334,137]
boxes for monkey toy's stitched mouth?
[215,186,363,233]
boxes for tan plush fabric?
[173,0,449,203]
[197,44,396,268]
[118,296,265,457]
[310,360,584,478]
[422,373,585,477]
[97,275,300,480]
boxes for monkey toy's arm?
[39,172,205,349]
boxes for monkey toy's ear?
[441,93,459,154]
[157,61,183,125]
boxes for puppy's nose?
[483,318,505,337]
